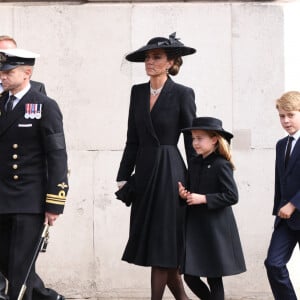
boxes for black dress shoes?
[56,295,65,300]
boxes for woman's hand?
[178,181,207,205]
[117,181,127,190]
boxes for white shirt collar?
[288,130,300,153]
[9,83,31,100]
[291,130,300,142]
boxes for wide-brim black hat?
[182,117,233,143]
[125,32,196,62]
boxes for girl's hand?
[178,181,190,199]
[186,193,207,205]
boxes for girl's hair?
[167,55,182,76]
[208,131,235,170]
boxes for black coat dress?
[182,152,246,277]
[117,77,196,268]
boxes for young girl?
[179,117,246,300]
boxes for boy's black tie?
[284,136,294,168]
[5,95,16,113]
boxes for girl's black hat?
[182,117,233,143]
[125,32,196,62]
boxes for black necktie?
[284,136,294,168]
[5,95,16,113]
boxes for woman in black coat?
[116,33,196,300]
[179,117,246,300]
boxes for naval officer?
[0,48,68,300]
[0,36,48,299]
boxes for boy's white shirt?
[290,130,300,154]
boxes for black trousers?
[265,220,300,300]
[0,214,59,300]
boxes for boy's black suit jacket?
[273,136,300,229]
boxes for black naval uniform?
[0,87,68,300]
[29,80,47,95]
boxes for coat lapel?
[285,137,300,174]
[138,82,155,139]
[0,89,34,137]
[0,91,8,117]
[146,78,174,141]
[150,77,174,113]
[277,137,287,174]
[139,81,159,143]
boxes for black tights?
[151,267,189,300]
[184,274,224,300]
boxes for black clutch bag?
[115,175,135,207]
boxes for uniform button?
[12,144,18,149]
[12,154,18,160]
[12,164,18,170]
[13,175,19,180]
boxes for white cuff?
[117,181,127,189]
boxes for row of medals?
[24,103,42,119]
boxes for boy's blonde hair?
[208,131,235,170]
[276,91,300,111]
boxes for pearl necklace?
[150,85,163,96]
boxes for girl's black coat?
[182,152,246,277]
[117,77,196,267]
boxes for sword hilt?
[40,224,50,252]
[17,284,26,300]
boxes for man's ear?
[24,66,33,78]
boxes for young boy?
[265,91,300,299]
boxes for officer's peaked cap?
[0,48,40,71]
